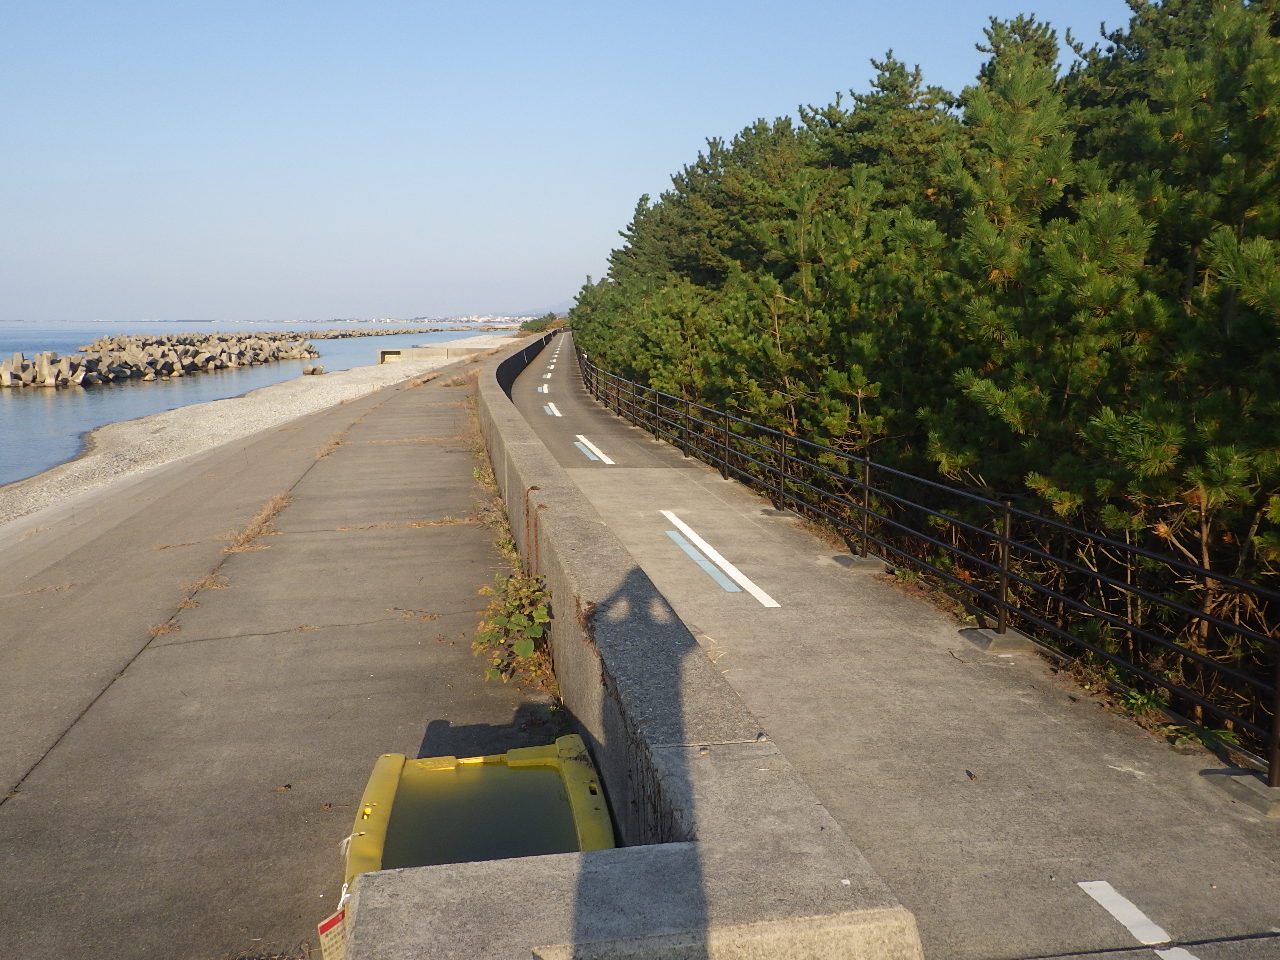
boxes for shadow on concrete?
[565,564,709,958]
[416,704,565,759]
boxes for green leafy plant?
[1119,686,1170,723]
[473,573,554,686]
[1164,723,1241,754]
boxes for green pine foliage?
[570,0,1280,591]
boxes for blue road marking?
[666,530,741,593]
[574,441,599,461]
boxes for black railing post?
[860,455,871,558]
[1269,657,1279,788]
[998,499,1012,635]
[778,433,789,508]
[719,411,730,479]
[682,399,691,457]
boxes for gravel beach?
[0,334,516,529]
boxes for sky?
[2,0,1136,324]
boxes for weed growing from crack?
[473,573,554,689]
[225,493,292,553]
[186,572,231,591]
[459,381,557,692]
[14,583,76,597]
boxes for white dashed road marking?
[659,510,779,608]
[575,435,614,465]
[1077,882,1201,960]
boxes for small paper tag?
[317,906,347,960]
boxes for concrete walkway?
[0,361,556,960]
[513,334,1280,960]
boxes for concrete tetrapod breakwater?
[345,331,925,960]
[0,332,319,389]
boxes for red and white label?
[317,906,347,960]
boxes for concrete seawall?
[345,332,925,958]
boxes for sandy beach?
[0,334,517,530]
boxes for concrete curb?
[346,333,925,959]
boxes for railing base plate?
[959,626,1035,653]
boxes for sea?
[0,320,501,488]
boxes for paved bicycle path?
[515,334,1280,960]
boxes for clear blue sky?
[3,0,1135,324]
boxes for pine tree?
[802,52,962,217]
[568,1,1280,592]
[1074,0,1280,588]
[923,16,1078,490]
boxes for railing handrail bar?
[781,461,1280,663]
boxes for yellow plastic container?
[344,734,614,887]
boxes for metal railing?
[574,347,1280,786]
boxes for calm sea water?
[0,321,498,488]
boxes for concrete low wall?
[378,335,520,365]
[346,332,925,960]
